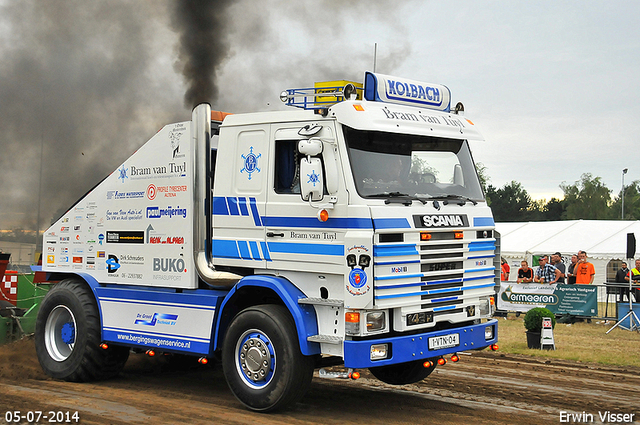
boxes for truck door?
[211,124,269,269]
[264,123,348,274]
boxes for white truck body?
[37,72,499,411]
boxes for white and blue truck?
[36,72,499,412]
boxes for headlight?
[479,296,494,316]
[366,311,386,332]
[485,325,494,340]
[370,343,389,360]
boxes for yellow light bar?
[420,232,432,241]
[314,80,362,104]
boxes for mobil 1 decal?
[413,214,469,228]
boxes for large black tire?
[35,279,129,381]
[369,359,437,385]
[222,304,315,412]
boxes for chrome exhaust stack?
[191,103,236,287]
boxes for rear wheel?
[222,304,315,412]
[369,359,436,385]
[35,279,129,381]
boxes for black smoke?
[170,0,234,109]
[0,0,409,242]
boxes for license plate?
[428,333,460,350]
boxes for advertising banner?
[498,283,598,316]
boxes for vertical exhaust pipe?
[192,103,218,285]
[192,103,240,287]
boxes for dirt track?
[0,338,638,425]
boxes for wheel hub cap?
[44,305,77,362]
[240,336,271,382]
[61,322,76,344]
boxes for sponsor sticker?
[346,268,370,296]
[106,231,145,244]
[146,206,187,219]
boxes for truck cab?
[205,73,498,365]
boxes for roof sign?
[364,72,451,112]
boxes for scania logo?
[153,257,186,273]
[413,214,469,228]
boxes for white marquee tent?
[496,220,640,284]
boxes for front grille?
[421,261,463,273]
[433,308,464,316]
[373,228,496,331]
[421,299,464,309]
[420,281,461,291]
[420,252,464,260]
[421,290,463,300]
[422,273,463,282]
[421,243,463,251]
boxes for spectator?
[501,257,510,281]
[615,262,631,301]
[516,260,534,283]
[534,255,561,284]
[551,252,566,284]
[566,254,578,284]
[616,262,630,284]
[574,250,595,284]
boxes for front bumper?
[343,319,498,368]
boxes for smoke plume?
[0,0,410,243]
[170,0,234,108]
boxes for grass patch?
[495,314,640,368]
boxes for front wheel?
[222,304,315,412]
[369,359,437,385]
[35,279,129,381]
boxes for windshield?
[343,126,484,201]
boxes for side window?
[274,140,300,194]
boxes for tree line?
[483,171,640,222]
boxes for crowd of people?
[499,252,640,324]
[500,251,640,302]
[501,251,596,285]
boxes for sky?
[1,0,639,233]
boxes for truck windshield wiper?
[421,194,478,205]
[367,192,428,205]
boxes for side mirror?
[298,138,323,156]
[322,140,339,196]
[300,157,324,201]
